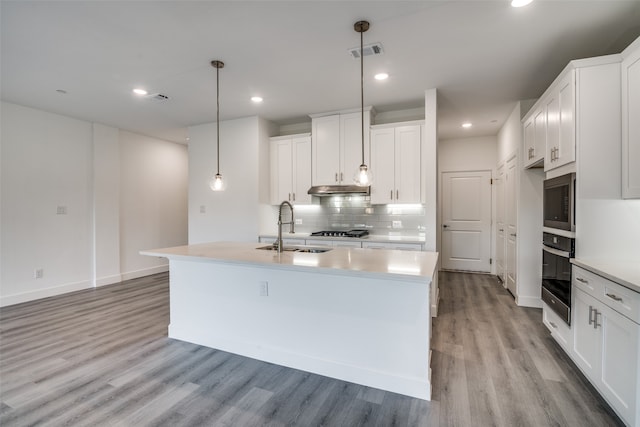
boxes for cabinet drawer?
[362,242,423,251]
[573,266,640,323]
[542,302,572,351]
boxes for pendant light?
[209,60,226,191]
[353,20,372,187]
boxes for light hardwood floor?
[0,271,623,426]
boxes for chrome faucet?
[276,201,295,253]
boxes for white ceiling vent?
[348,42,384,59]
[145,93,170,102]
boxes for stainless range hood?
[307,185,371,196]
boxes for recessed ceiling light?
[374,73,389,80]
[133,88,148,95]
[511,0,533,7]
[462,122,473,128]
[56,89,67,94]
[251,96,263,103]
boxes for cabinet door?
[545,71,575,171]
[271,138,292,204]
[395,125,421,203]
[572,288,601,379]
[370,127,395,204]
[599,303,638,425]
[622,42,640,198]
[557,71,576,167]
[340,112,370,184]
[292,136,311,204]
[523,109,545,168]
[312,115,340,185]
[523,116,535,166]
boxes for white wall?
[119,130,188,279]
[93,123,121,286]
[0,102,188,306]
[1,102,93,304]
[424,89,438,252]
[188,116,275,243]
[438,136,497,172]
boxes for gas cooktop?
[310,229,369,238]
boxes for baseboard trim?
[95,274,123,287]
[121,265,168,281]
[0,280,92,307]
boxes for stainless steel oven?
[541,232,574,325]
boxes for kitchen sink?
[256,245,331,253]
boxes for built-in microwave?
[543,173,575,232]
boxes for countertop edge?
[141,244,438,284]
[571,258,640,294]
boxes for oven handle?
[542,245,571,258]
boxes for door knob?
[443,224,449,228]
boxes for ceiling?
[2,1,640,144]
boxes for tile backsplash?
[292,196,426,236]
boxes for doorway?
[440,170,492,272]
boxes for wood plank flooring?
[0,271,623,426]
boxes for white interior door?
[495,164,506,284]
[441,170,492,272]
[505,157,517,296]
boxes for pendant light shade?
[209,60,226,192]
[353,20,372,187]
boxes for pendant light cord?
[216,63,220,175]
[360,28,365,165]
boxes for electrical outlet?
[200,205,206,214]
[295,219,302,225]
[259,281,269,297]
[34,268,43,279]
[392,220,402,229]
[56,206,67,215]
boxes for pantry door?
[441,170,492,272]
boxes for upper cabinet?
[523,106,545,168]
[544,70,575,171]
[310,108,373,186]
[622,38,640,199]
[270,134,312,205]
[370,122,423,204]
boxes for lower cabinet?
[362,241,424,251]
[542,302,572,352]
[571,266,640,426]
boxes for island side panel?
[168,259,432,400]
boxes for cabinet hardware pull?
[510,233,517,237]
[288,193,291,201]
[499,228,504,232]
[396,189,399,199]
[576,277,588,284]
[605,293,623,302]
[588,305,594,325]
[292,193,296,202]
[390,190,393,200]
[335,173,338,183]
[593,310,601,329]
[549,321,557,329]
[340,172,343,182]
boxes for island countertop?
[142,241,439,283]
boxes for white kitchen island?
[141,241,438,400]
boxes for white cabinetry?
[544,70,575,171]
[572,266,640,426]
[269,134,311,205]
[310,109,372,186]
[370,123,422,204]
[523,106,545,168]
[542,302,572,351]
[622,37,640,198]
